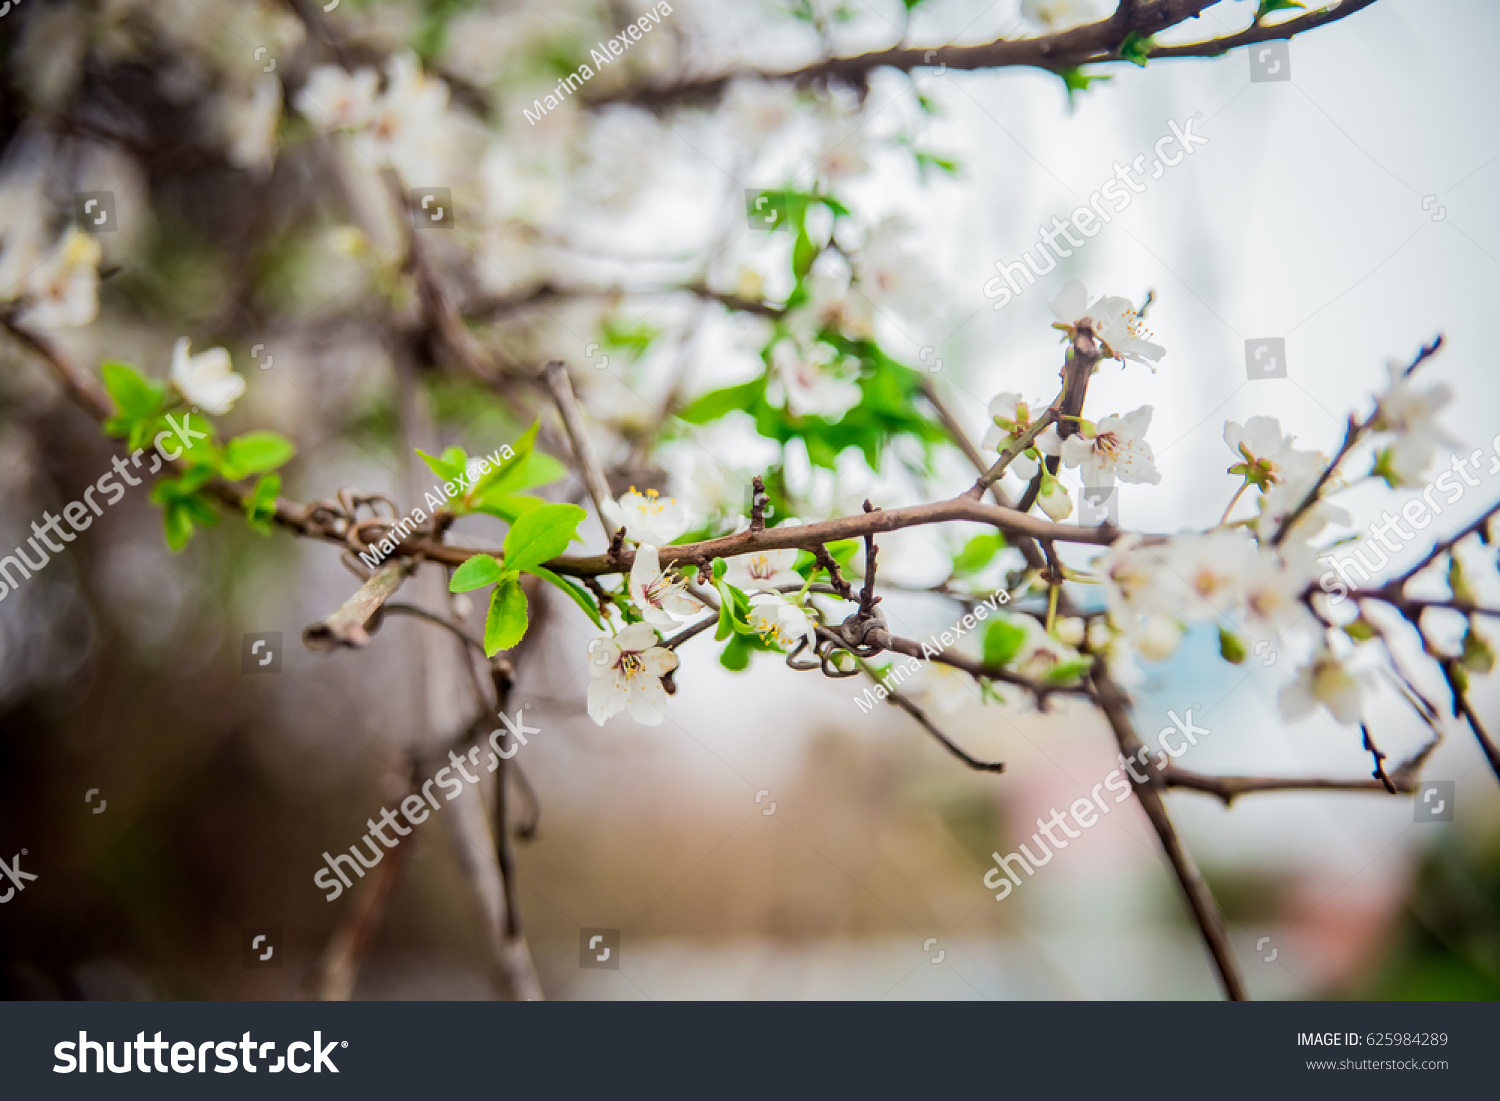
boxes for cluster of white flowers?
[585,490,829,727]
[0,172,104,330]
[295,54,455,182]
[970,276,1443,730]
[1370,357,1459,486]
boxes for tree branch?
[1089,661,1248,1001]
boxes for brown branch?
[537,494,1124,578]
[485,657,545,1000]
[542,359,618,539]
[1442,659,1500,784]
[1163,735,1437,805]
[812,543,856,601]
[1273,334,1443,547]
[585,2,1206,108]
[877,678,1005,773]
[749,475,769,532]
[1089,661,1248,1001]
[469,280,781,322]
[2,315,114,420]
[302,561,416,650]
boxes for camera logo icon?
[1414,781,1454,823]
[1078,486,1119,527]
[74,192,117,234]
[1245,337,1287,380]
[242,632,283,674]
[579,928,620,970]
[745,189,788,232]
[411,188,454,230]
[243,928,282,969]
[1250,42,1290,83]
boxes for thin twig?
[303,561,417,650]
[1089,661,1248,1001]
[542,359,618,540]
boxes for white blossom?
[981,392,1044,480]
[1041,406,1160,487]
[748,591,819,652]
[223,75,282,173]
[1133,615,1183,663]
[1372,357,1459,485]
[1255,468,1351,544]
[20,228,101,329]
[724,521,804,592]
[1036,475,1074,520]
[1241,546,1317,640]
[772,338,862,420]
[170,337,246,415]
[1049,281,1164,369]
[587,621,678,726]
[1278,644,1366,725]
[1224,415,1325,490]
[1160,529,1255,621]
[1021,0,1099,32]
[1012,616,1084,682]
[602,487,692,546]
[1095,536,1167,630]
[358,53,452,180]
[628,544,702,632]
[791,261,874,343]
[853,215,940,323]
[295,65,379,132]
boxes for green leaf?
[1118,31,1152,67]
[792,228,818,281]
[1462,628,1495,675]
[245,474,281,535]
[720,633,752,671]
[524,564,605,629]
[158,488,217,551]
[416,447,464,484]
[472,492,548,524]
[163,500,196,551]
[102,361,166,418]
[503,502,588,573]
[222,431,295,481]
[102,362,169,446]
[1256,0,1304,20]
[1044,657,1092,685]
[1218,626,1247,664]
[450,553,505,592]
[952,533,1006,577]
[601,318,658,360]
[468,422,541,498]
[477,450,567,500]
[914,151,960,179]
[983,616,1027,667]
[484,575,529,656]
[678,376,767,425]
[1057,66,1111,107]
